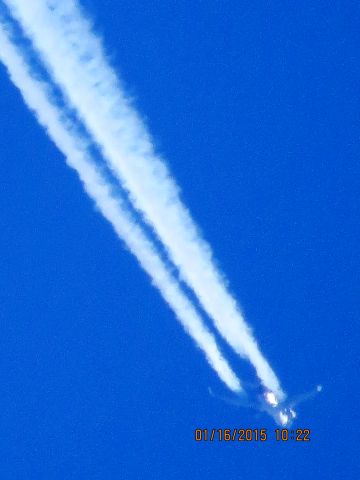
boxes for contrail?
[0,23,242,393]
[3,0,285,398]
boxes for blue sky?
[0,0,359,478]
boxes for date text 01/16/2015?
[194,428,311,442]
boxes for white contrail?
[0,23,242,393]
[3,0,285,398]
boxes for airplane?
[209,384,322,426]
[260,389,297,426]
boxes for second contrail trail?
[2,0,285,398]
[0,23,242,393]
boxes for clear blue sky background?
[0,0,359,478]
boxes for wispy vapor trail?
[3,0,284,398]
[0,23,242,392]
